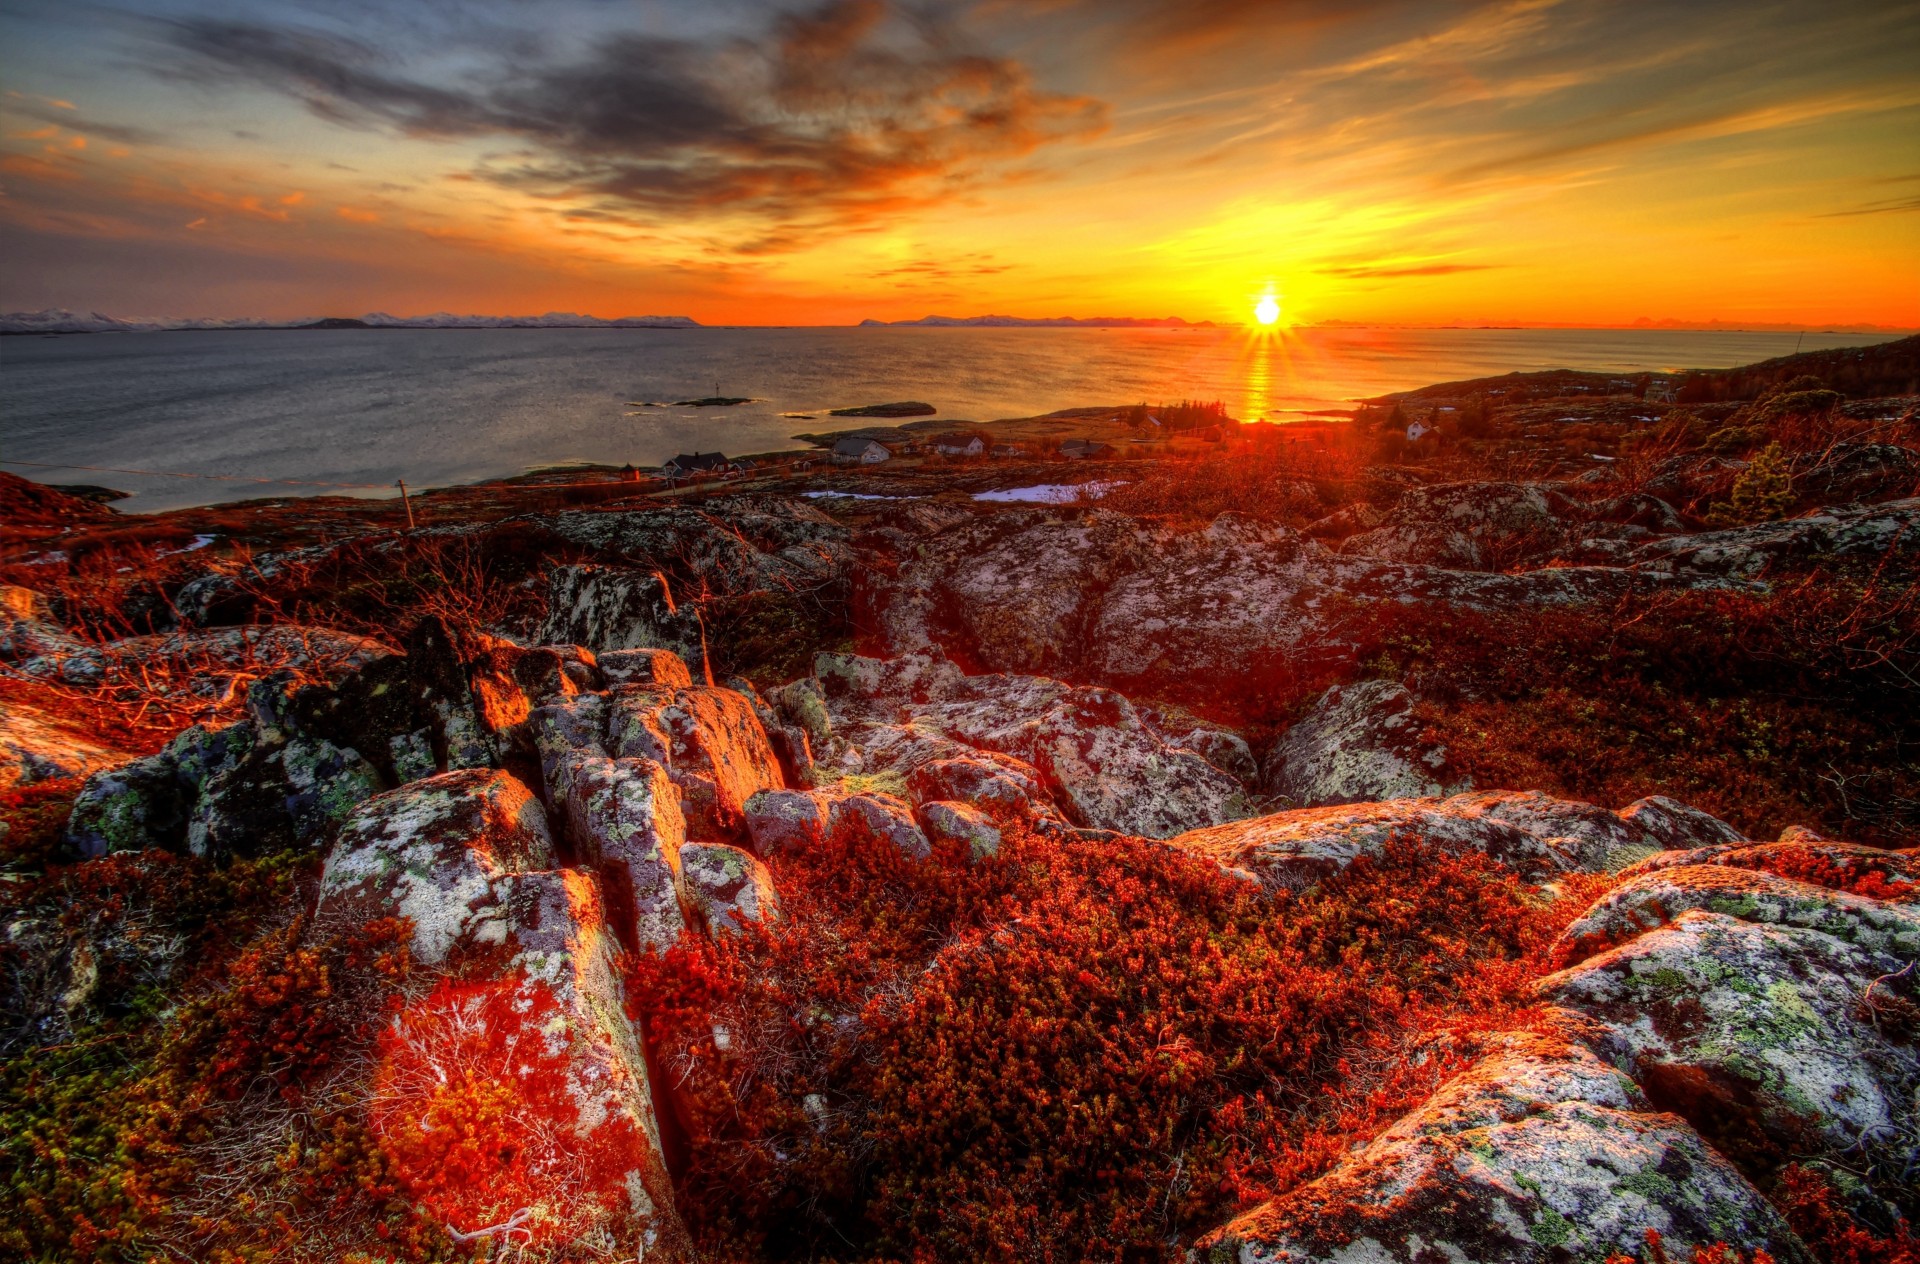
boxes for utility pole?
[395,479,416,530]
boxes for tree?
[1707,441,1795,527]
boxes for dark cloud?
[1816,195,1920,217]
[153,0,1105,239]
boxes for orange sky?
[2,0,1916,327]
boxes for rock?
[1800,442,1919,505]
[317,769,556,961]
[1263,681,1459,806]
[541,564,706,661]
[1024,684,1250,838]
[320,770,685,1254]
[1586,492,1685,534]
[652,687,785,839]
[917,800,1002,859]
[829,792,931,860]
[1616,795,1747,850]
[555,754,690,953]
[1203,1029,1811,1264]
[1170,797,1572,890]
[600,647,695,688]
[1174,727,1257,782]
[1444,789,1650,872]
[1633,497,1920,579]
[1340,481,1570,570]
[1167,789,1704,890]
[1302,502,1384,540]
[810,651,1249,838]
[0,704,129,791]
[679,842,779,934]
[744,788,834,854]
[1616,837,1920,887]
[65,754,187,858]
[1541,909,1920,1167]
[16,624,390,695]
[906,755,1051,823]
[1551,863,1920,969]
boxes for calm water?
[0,325,1888,512]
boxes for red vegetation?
[627,822,1610,1261]
[0,850,452,1261]
[1756,844,1917,901]
[0,775,86,869]
[1772,1164,1920,1264]
[371,972,648,1246]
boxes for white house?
[832,437,892,464]
[930,432,988,457]
[1405,418,1433,442]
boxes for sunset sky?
[2,0,1916,327]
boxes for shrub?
[628,822,1606,1262]
[1707,441,1795,527]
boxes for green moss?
[1530,1207,1573,1247]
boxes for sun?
[1254,294,1281,326]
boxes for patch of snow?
[801,491,912,501]
[158,534,217,557]
[972,481,1127,504]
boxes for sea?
[0,325,1894,512]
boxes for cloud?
[1816,195,1920,218]
[152,0,1106,241]
[1318,262,1499,278]
[0,95,165,146]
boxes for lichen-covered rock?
[905,755,1050,824]
[0,703,129,792]
[599,647,694,688]
[1263,681,1459,807]
[1444,789,1653,872]
[1617,837,1920,887]
[1026,685,1251,838]
[1632,497,1920,579]
[808,651,1248,838]
[829,792,931,859]
[541,563,707,661]
[318,769,555,961]
[326,775,686,1254]
[1616,795,1746,850]
[1168,793,1615,891]
[1340,481,1569,570]
[679,842,779,934]
[917,800,1001,859]
[1202,1030,1811,1263]
[745,788,834,855]
[1551,864,1920,969]
[64,754,187,858]
[868,508,1719,714]
[653,687,784,838]
[1540,909,1920,1165]
[555,754,690,952]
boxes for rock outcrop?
[1203,1028,1811,1264]
[1168,789,1738,890]
[1340,481,1570,570]
[1263,681,1462,806]
[870,509,1694,711]
[788,650,1253,838]
[317,772,688,1255]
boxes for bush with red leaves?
[371,972,650,1246]
[629,824,1595,1262]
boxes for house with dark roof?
[831,437,892,464]
[660,451,733,478]
[929,432,989,457]
[1059,438,1116,460]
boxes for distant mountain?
[859,314,1214,328]
[0,309,701,334]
